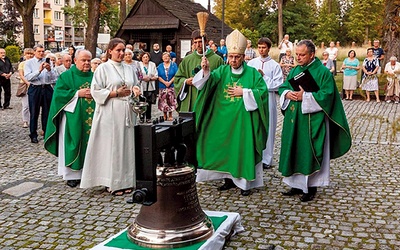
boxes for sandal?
[124,188,133,194]
[106,187,124,196]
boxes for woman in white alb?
[80,38,141,196]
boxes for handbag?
[144,90,157,104]
[144,78,157,104]
[16,82,28,97]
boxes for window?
[54,11,62,20]
[33,8,39,18]
[34,25,39,34]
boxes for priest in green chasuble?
[278,40,351,202]
[174,29,224,112]
[193,29,269,196]
[44,49,95,188]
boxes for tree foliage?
[344,0,385,45]
[212,0,387,47]
[0,0,23,47]
[62,0,120,36]
[314,0,341,44]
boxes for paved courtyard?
[1,75,400,249]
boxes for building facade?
[0,0,85,50]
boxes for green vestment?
[194,64,269,180]
[278,58,351,177]
[44,65,95,171]
[174,49,224,112]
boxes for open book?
[288,69,320,92]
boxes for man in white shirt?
[278,34,293,62]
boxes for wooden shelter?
[115,0,233,63]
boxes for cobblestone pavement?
[1,75,400,249]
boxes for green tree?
[314,0,341,44]
[0,0,23,47]
[344,0,385,45]
[213,0,265,31]
[258,0,316,44]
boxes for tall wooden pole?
[221,0,225,39]
[278,0,283,42]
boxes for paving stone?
[1,77,400,248]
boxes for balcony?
[65,19,72,26]
[44,18,52,25]
[43,2,51,9]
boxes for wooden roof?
[117,0,233,41]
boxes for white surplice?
[279,91,331,193]
[80,60,139,191]
[247,56,283,166]
[57,93,82,180]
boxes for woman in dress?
[157,52,178,121]
[81,38,141,196]
[139,52,158,123]
[279,48,295,81]
[361,48,380,102]
[341,50,360,100]
[384,56,400,103]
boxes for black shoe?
[218,179,236,191]
[31,137,38,143]
[282,188,303,196]
[3,106,12,109]
[240,189,251,196]
[300,193,315,202]
[263,163,272,169]
[300,187,317,202]
[67,180,81,188]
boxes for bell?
[128,165,213,248]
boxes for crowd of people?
[4,29,399,203]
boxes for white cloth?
[279,40,293,54]
[90,210,245,250]
[325,47,338,61]
[280,92,331,193]
[57,93,82,180]
[247,57,283,165]
[81,60,139,191]
[384,61,400,81]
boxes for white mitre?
[226,29,247,54]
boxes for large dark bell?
[127,165,213,248]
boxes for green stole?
[194,64,269,180]
[44,65,95,171]
[174,49,224,112]
[278,58,351,177]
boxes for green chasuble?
[44,65,95,171]
[278,58,351,177]
[194,64,269,180]
[174,49,224,112]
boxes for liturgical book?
[288,69,320,92]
